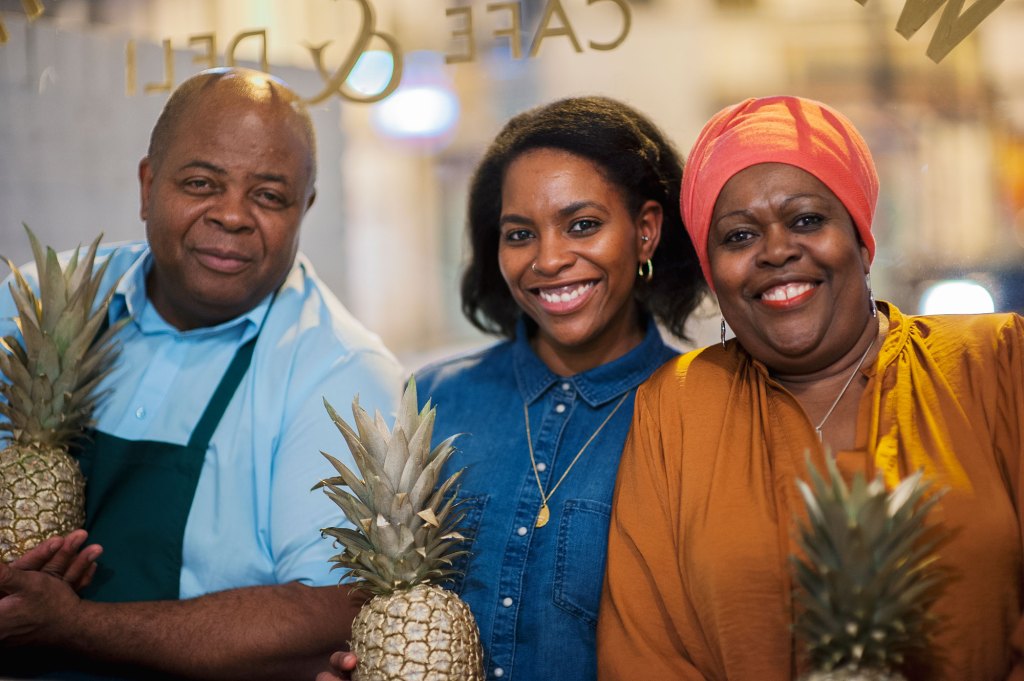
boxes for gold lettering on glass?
[189,33,218,70]
[854,0,1005,62]
[445,6,475,64]
[125,39,137,97]
[530,0,584,58]
[303,0,403,104]
[226,29,269,73]
[896,0,1005,62]
[143,39,175,95]
[587,0,630,51]
[488,2,523,60]
[0,0,43,45]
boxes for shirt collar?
[512,316,672,407]
[109,248,269,341]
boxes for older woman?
[597,95,1023,680]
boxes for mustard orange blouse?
[598,303,1024,681]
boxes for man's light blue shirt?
[0,241,404,598]
[414,318,677,681]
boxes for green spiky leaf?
[792,454,948,677]
[0,226,124,451]
[317,377,472,595]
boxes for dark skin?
[497,148,661,376]
[9,530,100,590]
[321,149,665,681]
[140,72,315,331]
[708,163,883,452]
[0,558,368,680]
[0,70,363,681]
[317,652,358,680]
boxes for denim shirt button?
[536,462,547,472]
[517,526,528,536]
[493,668,505,678]
[554,403,566,413]
[560,381,571,391]
[502,597,513,607]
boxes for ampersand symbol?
[303,0,403,105]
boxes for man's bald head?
[146,67,317,187]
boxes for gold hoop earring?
[637,259,653,283]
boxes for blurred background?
[2,0,1023,369]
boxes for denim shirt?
[414,318,677,681]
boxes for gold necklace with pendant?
[524,391,631,528]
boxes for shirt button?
[517,526,527,536]
[135,406,146,419]
[536,462,547,472]
[494,669,505,678]
[502,597,513,607]
[561,381,571,391]
[555,403,566,413]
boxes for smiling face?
[708,162,872,375]
[139,81,315,330]
[498,148,661,375]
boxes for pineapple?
[792,456,947,681]
[0,226,123,563]
[315,378,484,681]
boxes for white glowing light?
[372,86,460,139]
[346,50,394,97]
[920,280,995,315]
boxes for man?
[0,67,403,679]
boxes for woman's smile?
[534,280,598,313]
[757,280,818,309]
[497,147,661,374]
[708,163,872,373]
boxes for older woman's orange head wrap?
[680,95,879,289]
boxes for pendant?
[535,503,550,528]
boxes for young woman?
[321,96,705,681]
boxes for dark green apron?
[6,332,259,679]
[75,333,258,602]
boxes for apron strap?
[97,301,263,451]
[187,334,258,450]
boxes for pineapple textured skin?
[0,227,123,562]
[0,445,85,562]
[317,378,484,680]
[352,584,483,681]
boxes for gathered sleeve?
[597,370,707,681]
[999,314,1024,680]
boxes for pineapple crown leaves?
[0,225,126,448]
[791,454,949,674]
[314,377,472,595]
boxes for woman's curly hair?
[460,96,705,340]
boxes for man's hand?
[9,530,102,592]
[0,560,80,645]
[0,579,370,680]
[315,651,358,681]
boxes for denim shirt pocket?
[443,494,489,595]
[552,498,612,625]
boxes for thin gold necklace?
[814,332,876,441]
[524,391,630,528]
